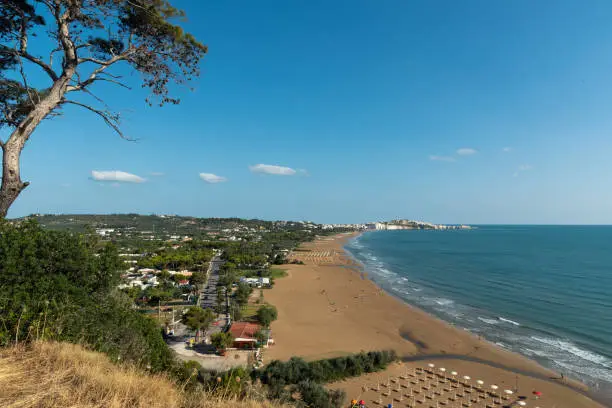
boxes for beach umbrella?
[439,367,447,382]
[504,390,514,400]
[517,401,527,407]
[490,384,499,401]
[532,391,542,399]
[463,375,471,389]
[476,380,484,389]
[450,371,458,387]
[428,363,435,374]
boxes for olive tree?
[0,0,206,217]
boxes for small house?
[228,322,261,349]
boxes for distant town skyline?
[7,1,612,224]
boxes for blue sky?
[6,0,612,224]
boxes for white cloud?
[503,147,513,153]
[199,173,227,183]
[456,147,477,156]
[150,172,165,177]
[249,164,297,175]
[514,164,533,177]
[429,155,456,162]
[91,170,146,183]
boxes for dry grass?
[0,341,284,408]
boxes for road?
[199,255,230,337]
[200,255,223,310]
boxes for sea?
[344,226,612,397]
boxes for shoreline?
[264,232,607,407]
[342,231,612,406]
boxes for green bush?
[294,380,346,408]
[256,304,278,327]
[210,331,233,351]
[256,350,397,386]
[0,220,174,371]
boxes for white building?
[95,228,115,236]
[239,277,271,288]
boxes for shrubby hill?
[0,220,173,370]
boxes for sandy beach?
[264,232,606,408]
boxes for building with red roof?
[228,322,262,349]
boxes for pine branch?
[61,100,133,141]
[67,54,130,92]
[0,46,59,82]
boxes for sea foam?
[478,317,499,325]
[498,317,520,326]
[531,336,611,368]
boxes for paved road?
[199,255,231,335]
[200,256,223,309]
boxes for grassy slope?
[0,341,283,408]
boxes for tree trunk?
[0,142,29,218]
[0,71,74,218]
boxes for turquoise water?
[345,226,612,394]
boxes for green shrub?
[256,304,278,327]
[0,220,174,371]
[294,380,346,408]
[255,350,397,386]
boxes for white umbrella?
[463,375,471,389]
[439,367,447,382]
[476,380,484,389]
[490,384,499,401]
[504,389,514,400]
[449,371,458,388]
[517,401,527,407]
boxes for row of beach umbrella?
[356,363,543,408]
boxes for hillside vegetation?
[0,220,173,370]
[0,341,284,408]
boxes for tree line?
[256,351,397,387]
